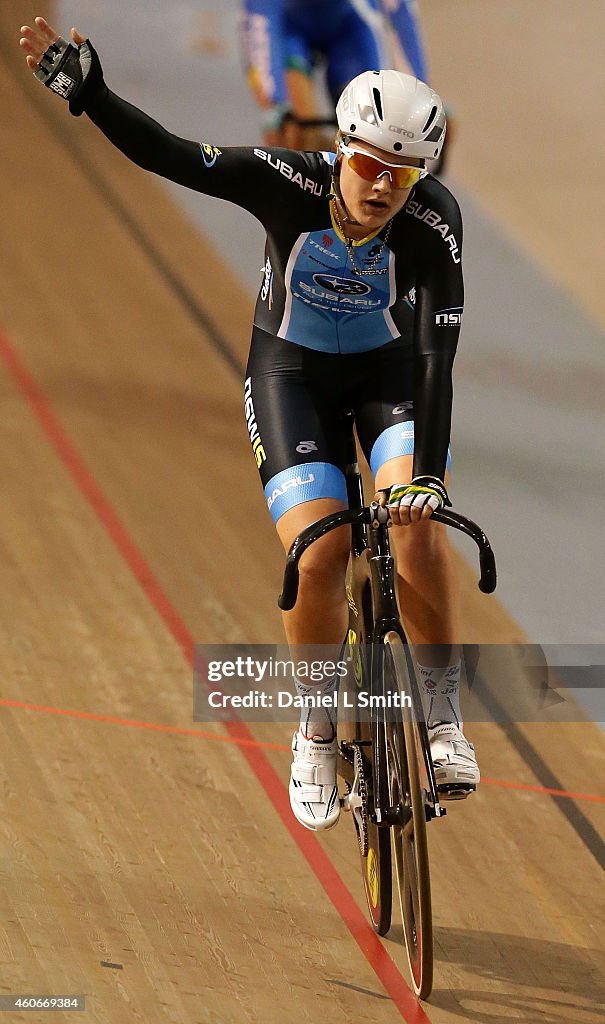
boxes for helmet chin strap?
[330,159,362,227]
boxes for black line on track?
[3,38,244,380]
[477,674,605,872]
[5,34,604,874]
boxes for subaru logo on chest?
[312,274,371,296]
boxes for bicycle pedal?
[437,783,476,801]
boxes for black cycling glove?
[34,37,104,116]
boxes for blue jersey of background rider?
[240,0,428,107]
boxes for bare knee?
[392,519,450,559]
[391,520,454,584]
[297,529,350,591]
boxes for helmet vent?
[372,88,384,122]
[422,105,438,133]
[426,124,443,142]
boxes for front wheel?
[350,721,392,935]
[341,629,392,935]
[383,631,433,1000]
[363,801,392,934]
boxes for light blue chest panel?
[277,228,400,353]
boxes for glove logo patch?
[49,70,74,98]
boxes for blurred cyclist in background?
[240,0,451,171]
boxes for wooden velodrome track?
[1,2,604,1021]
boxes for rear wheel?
[383,631,433,1000]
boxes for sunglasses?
[338,138,428,189]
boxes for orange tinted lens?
[347,152,386,181]
[390,165,423,189]
[347,152,422,189]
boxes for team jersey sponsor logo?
[267,473,315,511]
[260,256,273,307]
[305,237,340,263]
[297,279,381,309]
[435,306,463,326]
[322,233,334,247]
[254,149,323,195]
[296,440,318,454]
[312,274,371,296]
[403,285,416,309]
[305,254,338,269]
[404,200,461,264]
[392,401,414,416]
[244,377,266,467]
[200,143,222,168]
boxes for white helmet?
[336,70,445,160]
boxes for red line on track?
[0,327,430,1022]
[0,700,290,751]
[480,776,605,803]
[1,698,604,806]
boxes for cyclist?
[240,0,451,169]
[20,17,479,832]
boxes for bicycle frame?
[342,424,418,826]
[344,436,450,826]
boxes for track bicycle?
[278,413,496,1000]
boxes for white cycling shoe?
[289,730,340,831]
[428,722,480,799]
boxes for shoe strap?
[429,723,459,737]
[292,732,336,752]
[291,760,334,786]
